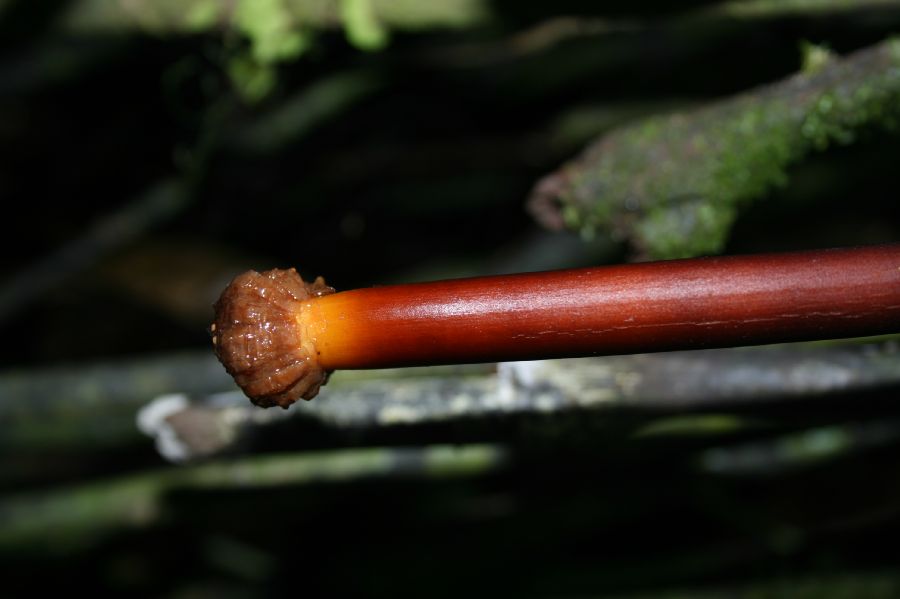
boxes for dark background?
[1,1,900,596]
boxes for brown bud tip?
[211,268,335,408]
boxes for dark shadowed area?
[1,1,900,596]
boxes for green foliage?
[58,0,493,103]
[341,0,390,50]
[228,0,311,102]
[233,0,311,64]
[226,55,280,104]
[184,0,219,32]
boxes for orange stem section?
[309,245,900,370]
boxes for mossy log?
[0,352,231,449]
[530,38,900,258]
[140,340,900,461]
[0,444,504,553]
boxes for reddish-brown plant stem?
[213,244,900,407]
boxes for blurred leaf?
[233,0,311,64]
[341,0,390,51]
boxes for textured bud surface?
[211,268,334,408]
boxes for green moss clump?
[536,38,900,259]
[62,0,491,103]
[341,0,390,50]
[234,0,311,64]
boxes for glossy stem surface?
[311,245,900,370]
